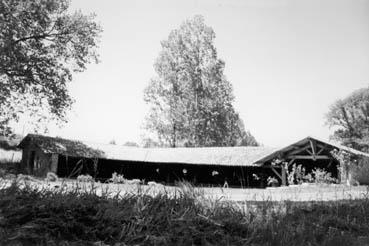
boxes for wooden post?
[309,139,317,157]
[281,165,287,186]
[50,153,59,173]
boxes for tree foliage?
[326,86,369,151]
[144,15,257,147]
[0,0,102,135]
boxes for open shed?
[18,134,276,187]
[256,136,369,185]
[17,134,369,187]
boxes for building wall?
[20,143,54,176]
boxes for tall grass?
[1,180,369,245]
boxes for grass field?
[1,178,369,245]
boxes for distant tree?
[235,119,259,146]
[0,0,102,136]
[142,138,162,148]
[326,86,369,151]
[0,133,23,150]
[239,131,258,146]
[123,141,139,147]
[109,140,117,145]
[144,15,257,147]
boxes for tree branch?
[13,32,70,45]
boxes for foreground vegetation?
[1,181,369,245]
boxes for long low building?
[17,134,369,187]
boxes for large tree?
[0,0,102,135]
[326,86,369,151]
[144,15,258,147]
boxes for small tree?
[331,149,360,185]
[331,149,357,184]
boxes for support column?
[281,166,287,186]
[50,153,59,173]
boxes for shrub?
[267,176,279,187]
[77,174,94,182]
[16,174,41,183]
[4,173,16,179]
[287,164,336,185]
[109,172,125,184]
[288,164,308,185]
[311,168,337,184]
[287,164,315,185]
[125,179,142,185]
[45,172,58,182]
[331,149,358,185]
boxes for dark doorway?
[29,151,35,174]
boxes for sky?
[18,0,369,147]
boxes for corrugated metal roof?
[18,134,276,167]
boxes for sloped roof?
[255,136,369,164]
[18,134,276,167]
[19,134,369,167]
[19,134,106,158]
[136,146,276,166]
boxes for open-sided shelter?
[18,134,369,187]
[255,136,369,185]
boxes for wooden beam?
[270,166,282,180]
[309,139,318,161]
[327,159,333,168]
[288,155,330,160]
[316,143,327,149]
[310,139,317,156]
[306,149,313,156]
[287,145,311,156]
[317,145,326,155]
[287,158,295,167]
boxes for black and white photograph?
[1,0,369,245]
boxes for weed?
[45,172,58,182]
[77,174,94,182]
[108,172,125,184]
